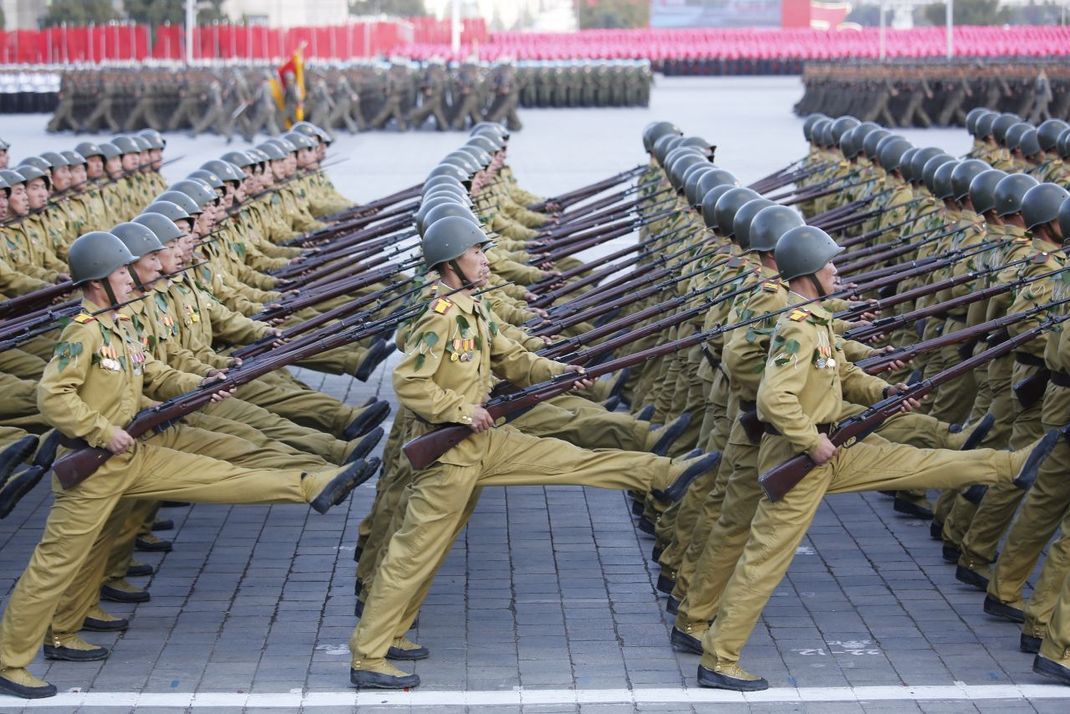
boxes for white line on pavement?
[7,684,1070,708]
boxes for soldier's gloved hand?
[808,434,837,465]
[468,405,495,433]
[564,364,594,392]
[107,427,136,455]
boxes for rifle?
[757,312,1070,502]
[321,182,423,223]
[836,224,977,276]
[0,281,74,320]
[529,164,645,212]
[282,200,419,248]
[750,159,832,194]
[838,207,943,249]
[833,216,964,264]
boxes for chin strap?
[807,274,827,298]
[449,259,475,290]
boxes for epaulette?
[72,313,96,324]
[431,297,453,315]
[788,309,810,322]
[761,281,780,293]
[1031,251,1051,264]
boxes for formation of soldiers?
[796,61,1070,128]
[515,60,652,108]
[4,106,1070,698]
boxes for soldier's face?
[105,265,136,304]
[133,254,162,286]
[0,149,7,169]
[26,178,49,210]
[150,149,163,168]
[234,180,246,204]
[8,184,28,215]
[70,165,87,188]
[222,184,235,209]
[271,160,286,181]
[449,244,490,288]
[285,154,297,174]
[87,156,104,178]
[315,142,326,161]
[105,157,123,179]
[139,151,152,171]
[121,153,139,172]
[816,261,838,294]
[0,190,8,219]
[158,243,183,274]
[52,166,71,191]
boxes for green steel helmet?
[471,121,509,138]
[965,107,992,136]
[968,169,1009,215]
[246,148,270,165]
[1037,119,1070,152]
[16,164,50,189]
[188,170,225,191]
[1021,183,1070,231]
[664,145,703,171]
[642,121,681,153]
[0,169,25,187]
[653,134,684,165]
[714,187,761,238]
[829,116,860,145]
[863,129,893,159]
[275,137,297,153]
[457,145,493,168]
[1059,129,1070,159]
[700,184,736,230]
[931,160,959,200]
[134,212,185,244]
[681,159,715,192]
[693,168,739,208]
[40,151,69,168]
[975,111,999,140]
[950,159,991,201]
[75,141,104,159]
[423,188,473,210]
[423,174,467,194]
[676,135,714,158]
[62,150,86,167]
[420,203,480,237]
[283,132,315,150]
[1018,128,1042,159]
[775,225,844,281]
[668,153,706,192]
[256,141,287,161]
[221,151,255,169]
[415,196,465,234]
[137,128,166,150]
[132,135,152,152]
[683,165,720,207]
[112,221,164,257]
[802,113,829,142]
[292,121,323,140]
[201,159,244,184]
[908,147,946,185]
[812,118,834,147]
[896,147,918,177]
[922,154,955,195]
[748,205,806,254]
[144,200,193,224]
[1059,196,1070,241]
[993,173,1039,217]
[422,182,469,203]
[156,191,203,216]
[992,113,1022,145]
[421,215,493,270]
[466,134,501,154]
[19,156,52,172]
[877,138,912,174]
[441,152,480,175]
[98,142,122,160]
[427,163,471,184]
[68,231,137,286]
[1003,122,1033,152]
[838,126,860,159]
[732,198,776,251]
[0,137,8,151]
[110,135,140,155]
[169,179,218,210]
[0,172,7,193]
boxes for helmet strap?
[449,259,475,290]
[127,265,145,291]
[808,274,827,298]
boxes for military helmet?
[188,170,224,191]
[256,142,287,161]
[110,135,140,155]
[19,156,52,172]
[134,212,185,244]
[283,132,315,150]
[683,165,717,207]
[1021,183,1070,231]
[1058,129,1070,159]
[170,179,218,210]
[457,145,493,168]
[442,152,480,175]
[246,148,269,165]
[0,169,23,188]
[993,173,1039,217]
[112,221,165,257]
[420,203,479,237]
[422,181,468,201]
[992,113,1022,145]
[16,164,50,189]
[642,121,681,153]
[748,205,805,254]
[668,154,706,192]
[1059,195,1070,241]
[222,151,255,169]
[921,154,955,194]
[75,141,104,159]
[137,128,166,150]
[427,163,471,183]
[950,159,990,202]
[908,147,945,185]
[423,174,466,194]
[700,185,736,230]
[1004,122,1032,152]
[421,215,493,270]
[62,150,86,167]
[273,137,297,153]
[415,196,465,233]
[877,138,912,174]
[69,231,137,286]
[733,198,776,251]
[40,151,69,168]
[1018,129,1042,159]
[931,161,959,200]
[974,112,999,140]
[471,121,509,139]
[292,121,328,143]
[0,137,8,151]
[131,136,152,152]
[664,146,703,173]
[0,172,8,193]
[693,169,739,206]
[98,142,122,160]
[968,169,1009,215]
[714,187,761,238]
[802,113,829,142]
[1037,120,1070,152]
[201,159,244,184]
[466,134,501,154]
[965,108,991,136]
[775,226,844,281]
[839,126,860,159]
[156,191,203,216]
[864,129,894,159]
[676,135,714,158]
[829,116,860,145]
[811,118,833,147]
[653,134,684,165]
[144,200,193,224]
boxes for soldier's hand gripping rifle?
[0,280,74,320]
[757,312,1070,502]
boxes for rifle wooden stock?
[757,314,1070,502]
[0,281,74,319]
[322,182,422,222]
[284,200,418,248]
[531,165,645,212]
[837,207,943,249]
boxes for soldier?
[244,72,282,140]
[0,137,8,169]
[368,63,408,131]
[406,60,450,131]
[326,71,364,134]
[189,79,227,139]
[485,61,523,132]
[450,62,484,131]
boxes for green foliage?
[349,0,428,16]
[577,0,650,29]
[40,0,119,27]
[917,0,1010,27]
[844,4,894,26]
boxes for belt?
[1015,352,1047,368]
[58,434,86,450]
[764,422,832,437]
[701,344,721,371]
[1052,370,1070,388]
[740,399,756,413]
